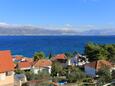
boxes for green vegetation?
[15,69,25,74]
[105,44,115,62]
[97,66,112,85]
[51,60,87,83]
[82,77,94,83]
[33,51,45,61]
[51,64,86,83]
[25,71,50,81]
[85,42,115,62]
[66,66,86,83]
[65,51,78,59]
[22,81,49,86]
[51,62,63,77]
[65,52,74,58]
[112,70,115,79]
[48,53,53,59]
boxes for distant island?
[0,23,115,36]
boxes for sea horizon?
[0,35,115,36]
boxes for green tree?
[48,53,53,59]
[66,66,86,83]
[112,70,115,79]
[37,71,50,80]
[97,47,108,60]
[105,44,115,62]
[85,42,98,61]
[15,69,25,74]
[73,51,78,56]
[65,52,73,59]
[97,66,112,85]
[33,51,45,61]
[25,71,50,81]
[51,62,63,77]
[24,71,34,81]
[85,42,108,61]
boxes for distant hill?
[0,24,78,35]
[80,29,115,35]
[0,23,114,35]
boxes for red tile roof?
[24,57,33,63]
[52,54,67,60]
[18,61,32,69]
[33,59,52,68]
[15,55,23,60]
[85,60,112,71]
[0,50,14,73]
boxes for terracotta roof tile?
[15,56,23,60]
[18,61,32,69]
[0,50,14,73]
[24,57,33,63]
[52,54,67,60]
[33,59,52,68]
[85,61,97,69]
[85,60,112,71]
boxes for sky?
[0,0,115,31]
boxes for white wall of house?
[111,66,115,70]
[85,66,96,77]
[78,62,84,66]
[31,66,51,74]
[31,67,36,74]
[20,67,31,70]
[47,66,51,74]
[0,71,14,86]
[0,73,6,80]
[67,59,71,66]
[31,68,41,74]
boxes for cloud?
[0,22,10,26]
[65,24,73,27]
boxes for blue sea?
[0,36,115,57]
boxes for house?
[52,54,67,67]
[0,50,14,86]
[16,60,32,71]
[14,74,27,86]
[24,57,33,63]
[13,55,33,63]
[69,53,89,66]
[84,60,112,77]
[15,56,33,71]
[31,59,52,74]
[13,55,23,62]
